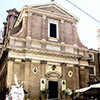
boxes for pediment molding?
[45,71,62,78]
[14,2,79,27]
[30,2,78,21]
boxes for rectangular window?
[89,66,94,75]
[88,53,94,61]
[48,19,59,41]
[50,23,57,38]
[89,54,92,58]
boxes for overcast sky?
[0,0,100,50]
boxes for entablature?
[8,45,90,66]
[9,37,89,57]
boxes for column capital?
[8,58,15,61]
[23,13,28,17]
[74,64,80,68]
[25,58,31,62]
[22,59,25,62]
[61,19,64,23]
[28,12,33,16]
[72,22,77,27]
[26,36,31,39]
[42,15,47,19]
[40,60,47,64]
[61,63,67,66]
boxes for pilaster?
[72,22,77,45]
[41,15,47,40]
[79,66,89,88]
[24,58,31,91]
[7,58,15,88]
[23,12,28,29]
[61,63,67,79]
[73,65,80,89]
[60,19,65,43]
[26,12,32,39]
[40,60,47,78]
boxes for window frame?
[89,66,96,75]
[88,53,94,61]
[48,19,59,41]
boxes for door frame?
[47,78,61,99]
[48,81,58,99]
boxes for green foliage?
[41,89,49,95]
[62,88,72,96]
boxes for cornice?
[81,56,90,61]
[29,2,79,21]
[14,4,78,27]
[26,7,76,20]
[89,49,99,54]
[8,46,89,61]
[14,8,25,27]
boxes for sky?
[0,0,100,50]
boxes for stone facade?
[0,1,100,100]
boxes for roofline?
[15,5,78,27]
[25,1,79,21]
[15,1,80,27]
[89,48,99,53]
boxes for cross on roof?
[51,0,55,2]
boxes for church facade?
[0,1,100,100]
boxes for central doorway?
[48,81,58,99]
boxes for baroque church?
[0,0,100,99]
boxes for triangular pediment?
[30,3,78,20]
[38,5,68,16]
[15,2,78,28]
